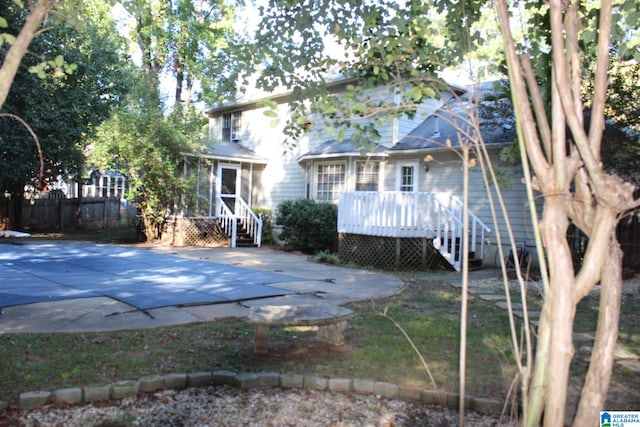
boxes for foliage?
[224,0,486,150]
[0,1,131,202]
[252,207,274,245]
[275,199,338,254]
[87,75,207,240]
[117,0,235,111]
[583,61,640,186]
[314,250,342,265]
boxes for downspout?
[209,161,214,217]
[249,163,254,206]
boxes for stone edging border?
[1,370,504,415]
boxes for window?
[222,111,241,142]
[356,161,380,191]
[316,163,346,202]
[398,164,416,192]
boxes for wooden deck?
[338,191,490,271]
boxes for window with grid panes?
[316,163,346,201]
[222,111,241,142]
[355,161,379,191]
[399,165,415,192]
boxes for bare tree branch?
[0,0,56,111]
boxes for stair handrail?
[216,196,237,248]
[430,194,464,271]
[446,195,491,261]
[235,196,263,247]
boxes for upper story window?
[316,162,346,202]
[355,161,380,191]
[222,111,241,142]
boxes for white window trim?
[396,161,419,192]
[314,160,347,202]
[216,163,242,216]
[355,159,381,192]
[222,111,242,142]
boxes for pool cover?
[0,242,301,310]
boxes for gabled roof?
[186,142,268,164]
[390,97,514,153]
[206,74,359,116]
[298,138,388,162]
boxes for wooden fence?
[0,198,136,232]
[568,217,640,271]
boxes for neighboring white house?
[183,78,535,271]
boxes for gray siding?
[384,149,538,266]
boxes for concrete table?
[247,303,354,355]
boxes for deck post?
[422,238,428,269]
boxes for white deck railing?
[235,196,263,247]
[217,195,262,248]
[338,191,490,271]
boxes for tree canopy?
[116,0,235,111]
[87,74,207,239]
[0,0,131,206]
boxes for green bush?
[314,250,342,265]
[275,199,338,253]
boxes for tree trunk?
[175,60,184,108]
[541,195,577,426]
[573,234,623,426]
[0,0,54,110]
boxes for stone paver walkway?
[445,270,640,374]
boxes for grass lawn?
[1,231,638,413]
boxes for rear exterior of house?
[179,80,535,271]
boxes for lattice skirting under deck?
[338,233,449,271]
[163,217,229,247]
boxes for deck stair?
[435,236,484,271]
[217,195,262,248]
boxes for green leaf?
[12,0,24,8]
[352,102,367,115]
[64,63,78,75]
[263,109,278,118]
[0,17,8,28]
[324,124,335,137]
[54,55,65,67]
[28,63,47,79]
[409,86,422,102]
[2,33,15,44]
[257,99,278,109]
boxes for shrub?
[314,250,342,265]
[275,199,338,254]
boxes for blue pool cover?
[0,242,302,310]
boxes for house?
[177,78,535,271]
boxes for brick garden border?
[1,370,503,416]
